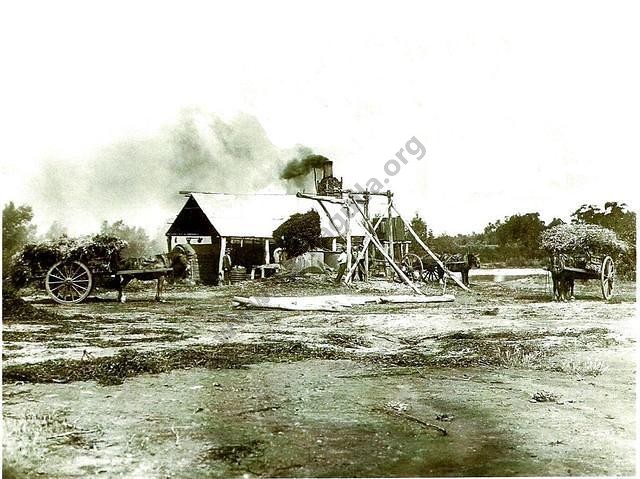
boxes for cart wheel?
[45,260,93,304]
[600,256,615,300]
[423,267,439,282]
[401,253,424,282]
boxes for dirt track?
[2,273,637,477]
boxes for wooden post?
[349,199,423,295]
[387,190,394,262]
[264,239,270,265]
[218,236,227,283]
[345,195,352,273]
[331,238,337,252]
[363,192,370,280]
[346,216,383,283]
[361,228,423,295]
[315,199,346,241]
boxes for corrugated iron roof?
[188,193,366,239]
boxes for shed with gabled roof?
[166,193,364,284]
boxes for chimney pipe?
[323,161,333,179]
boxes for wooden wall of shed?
[191,243,221,285]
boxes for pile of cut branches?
[540,224,628,257]
[10,234,128,288]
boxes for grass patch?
[494,344,548,368]
[201,440,263,465]
[2,342,348,386]
[324,332,372,349]
[2,289,68,323]
[3,325,191,347]
[440,327,611,341]
[549,359,609,376]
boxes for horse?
[549,252,574,301]
[116,244,193,303]
[426,253,481,286]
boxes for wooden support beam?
[346,196,352,272]
[363,193,370,280]
[296,192,346,205]
[387,190,394,263]
[360,227,423,295]
[346,216,383,283]
[314,199,346,241]
[339,189,392,197]
[348,200,423,295]
[264,239,270,265]
[391,204,471,292]
[218,236,227,283]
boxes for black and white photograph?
[1,1,637,477]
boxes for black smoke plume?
[280,153,331,180]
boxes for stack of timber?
[232,294,455,312]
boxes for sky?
[1,1,638,238]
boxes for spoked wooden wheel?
[423,266,441,282]
[600,256,615,300]
[400,253,424,282]
[45,260,93,304]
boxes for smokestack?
[322,161,333,179]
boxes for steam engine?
[315,161,343,197]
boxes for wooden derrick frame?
[296,191,471,294]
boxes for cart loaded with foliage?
[541,224,628,300]
[9,235,175,304]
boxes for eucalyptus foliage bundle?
[540,224,628,256]
[273,210,322,258]
[10,234,128,287]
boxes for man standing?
[353,245,366,281]
[222,248,232,285]
[335,246,347,284]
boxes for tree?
[494,213,545,252]
[3,202,36,276]
[571,202,635,243]
[44,220,68,240]
[100,220,153,258]
[429,234,459,254]
[273,210,321,257]
[482,220,502,245]
[407,213,433,254]
[546,217,565,229]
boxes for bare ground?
[2,273,637,477]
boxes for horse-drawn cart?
[10,235,190,305]
[541,223,626,302]
[570,255,616,300]
[394,252,480,286]
[42,259,173,304]
[547,253,616,301]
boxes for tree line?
[2,200,636,279]
[407,201,635,276]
